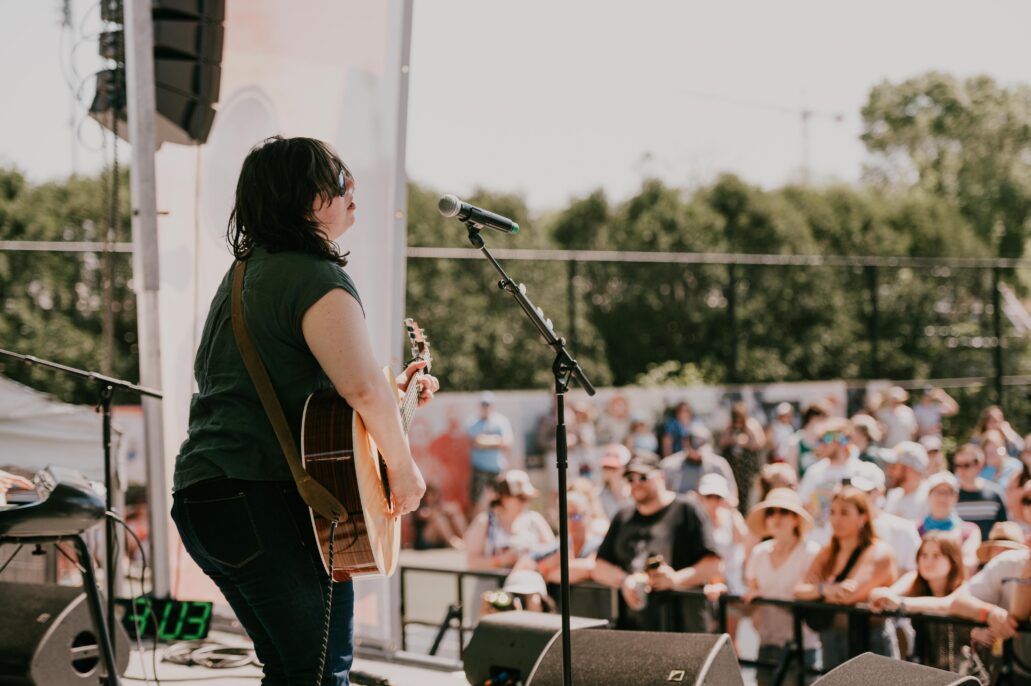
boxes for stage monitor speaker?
[527,630,743,686]
[813,653,980,686]
[463,611,607,686]
[0,582,130,686]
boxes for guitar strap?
[230,259,348,523]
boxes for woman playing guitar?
[171,136,437,685]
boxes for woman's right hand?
[868,588,899,612]
[389,460,426,516]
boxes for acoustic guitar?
[300,319,431,581]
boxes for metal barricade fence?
[399,563,1031,686]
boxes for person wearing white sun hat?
[743,488,821,684]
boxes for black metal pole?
[74,535,122,686]
[100,385,117,651]
[555,388,573,686]
[568,259,578,350]
[993,266,1004,404]
[867,266,879,378]
[727,263,738,382]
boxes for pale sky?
[2,0,1031,212]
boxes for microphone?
[438,194,520,234]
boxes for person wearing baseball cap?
[660,423,738,503]
[598,443,632,519]
[593,451,720,633]
[463,470,555,572]
[744,488,820,681]
[883,441,930,522]
[918,435,948,474]
[696,473,746,596]
[877,386,918,448]
[466,391,514,508]
[850,461,921,572]
[919,470,980,574]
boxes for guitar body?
[300,368,399,581]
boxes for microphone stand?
[464,224,594,686]
[0,348,162,651]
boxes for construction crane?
[680,91,848,183]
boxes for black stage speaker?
[814,653,980,686]
[0,582,130,686]
[463,611,607,686]
[527,630,743,686]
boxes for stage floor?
[123,630,468,686]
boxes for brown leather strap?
[230,260,347,523]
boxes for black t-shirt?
[956,482,1008,540]
[597,495,718,631]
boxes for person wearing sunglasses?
[953,443,1010,541]
[172,136,439,686]
[536,490,604,585]
[593,452,721,632]
[797,418,864,543]
[743,488,821,685]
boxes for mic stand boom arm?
[465,224,594,686]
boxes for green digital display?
[119,597,213,641]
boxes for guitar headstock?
[404,318,432,372]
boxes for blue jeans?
[172,478,354,685]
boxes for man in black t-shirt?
[593,452,721,632]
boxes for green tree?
[861,72,1031,257]
[0,167,137,404]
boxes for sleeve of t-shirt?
[286,255,363,332]
[596,512,623,566]
[966,554,1009,606]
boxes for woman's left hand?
[395,360,439,407]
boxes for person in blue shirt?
[467,391,514,509]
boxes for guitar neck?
[399,371,423,433]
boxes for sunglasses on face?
[764,507,792,518]
[625,472,652,484]
[338,169,348,197]
[1022,498,1031,507]
[820,432,847,445]
[954,461,979,470]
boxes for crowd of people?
[411,386,1031,684]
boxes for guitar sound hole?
[380,456,393,509]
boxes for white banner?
[155,0,412,651]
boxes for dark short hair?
[227,136,353,266]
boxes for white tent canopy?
[0,374,123,483]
